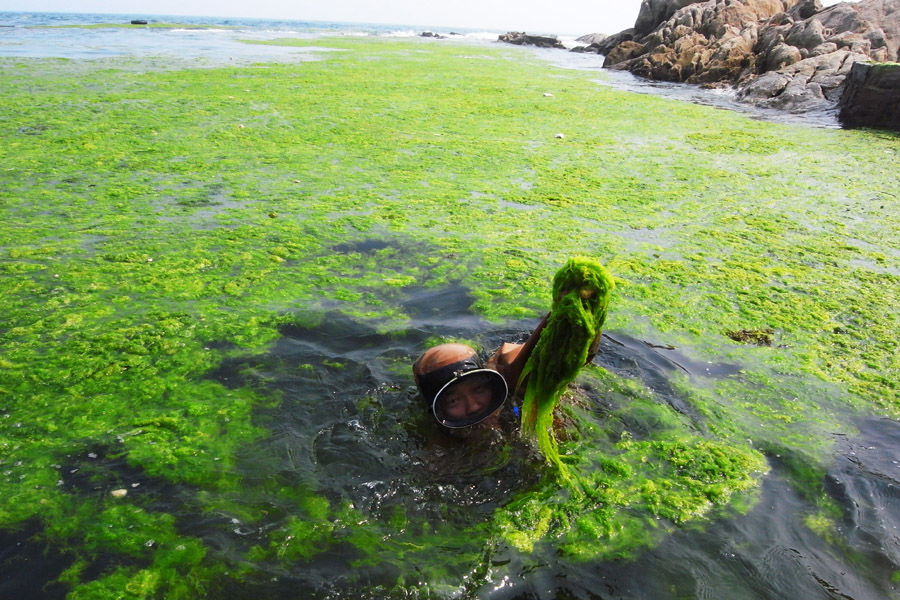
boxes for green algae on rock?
[518,257,614,471]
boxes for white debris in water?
[110,488,128,498]
[543,92,554,97]
[555,133,565,139]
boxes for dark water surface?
[1,288,898,598]
[191,285,900,597]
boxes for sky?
[1,0,851,35]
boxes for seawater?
[0,11,838,127]
[0,11,504,63]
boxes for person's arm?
[486,313,549,392]
[585,330,603,365]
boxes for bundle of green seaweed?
[518,257,615,472]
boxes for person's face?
[439,374,495,421]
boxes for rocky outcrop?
[838,61,900,129]
[571,29,635,55]
[602,0,900,116]
[739,0,899,110]
[498,32,565,49]
[575,33,609,46]
[736,47,870,110]
[634,0,702,36]
[604,0,801,84]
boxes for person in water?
[413,315,603,431]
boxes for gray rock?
[839,60,900,129]
[591,29,636,56]
[785,18,826,50]
[739,49,870,109]
[787,0,823,20]
[575,33,609,45]
[765,42,804,71]
[810,41,839,56]
[497,32,565,49]
[738,70,792,100]
[634,0,699,37]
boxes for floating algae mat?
[1,33,899,600]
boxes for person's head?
[413,343,508,429]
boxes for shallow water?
[528,47,842,129]
[219,314,897,599]
[0,12,499,66]
[7,282,893,599]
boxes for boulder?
[787,0,822,20]
[634,0,699,36]
[603,41,648,67]
[498,32,565,49]
[738,49,869,109]
[603,0,795,82]
[571,33,610,54]
[817,0,899,59]
[838,61,900,129]
[575,33,609,46]
[591,29,636,55]
[605,0,796,83]
[784,18,827,50]
[599,0,900,118]
[764,41,804,71]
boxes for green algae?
[0,36,898,598]
[518,257,614,472]
[498,365,768,561]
